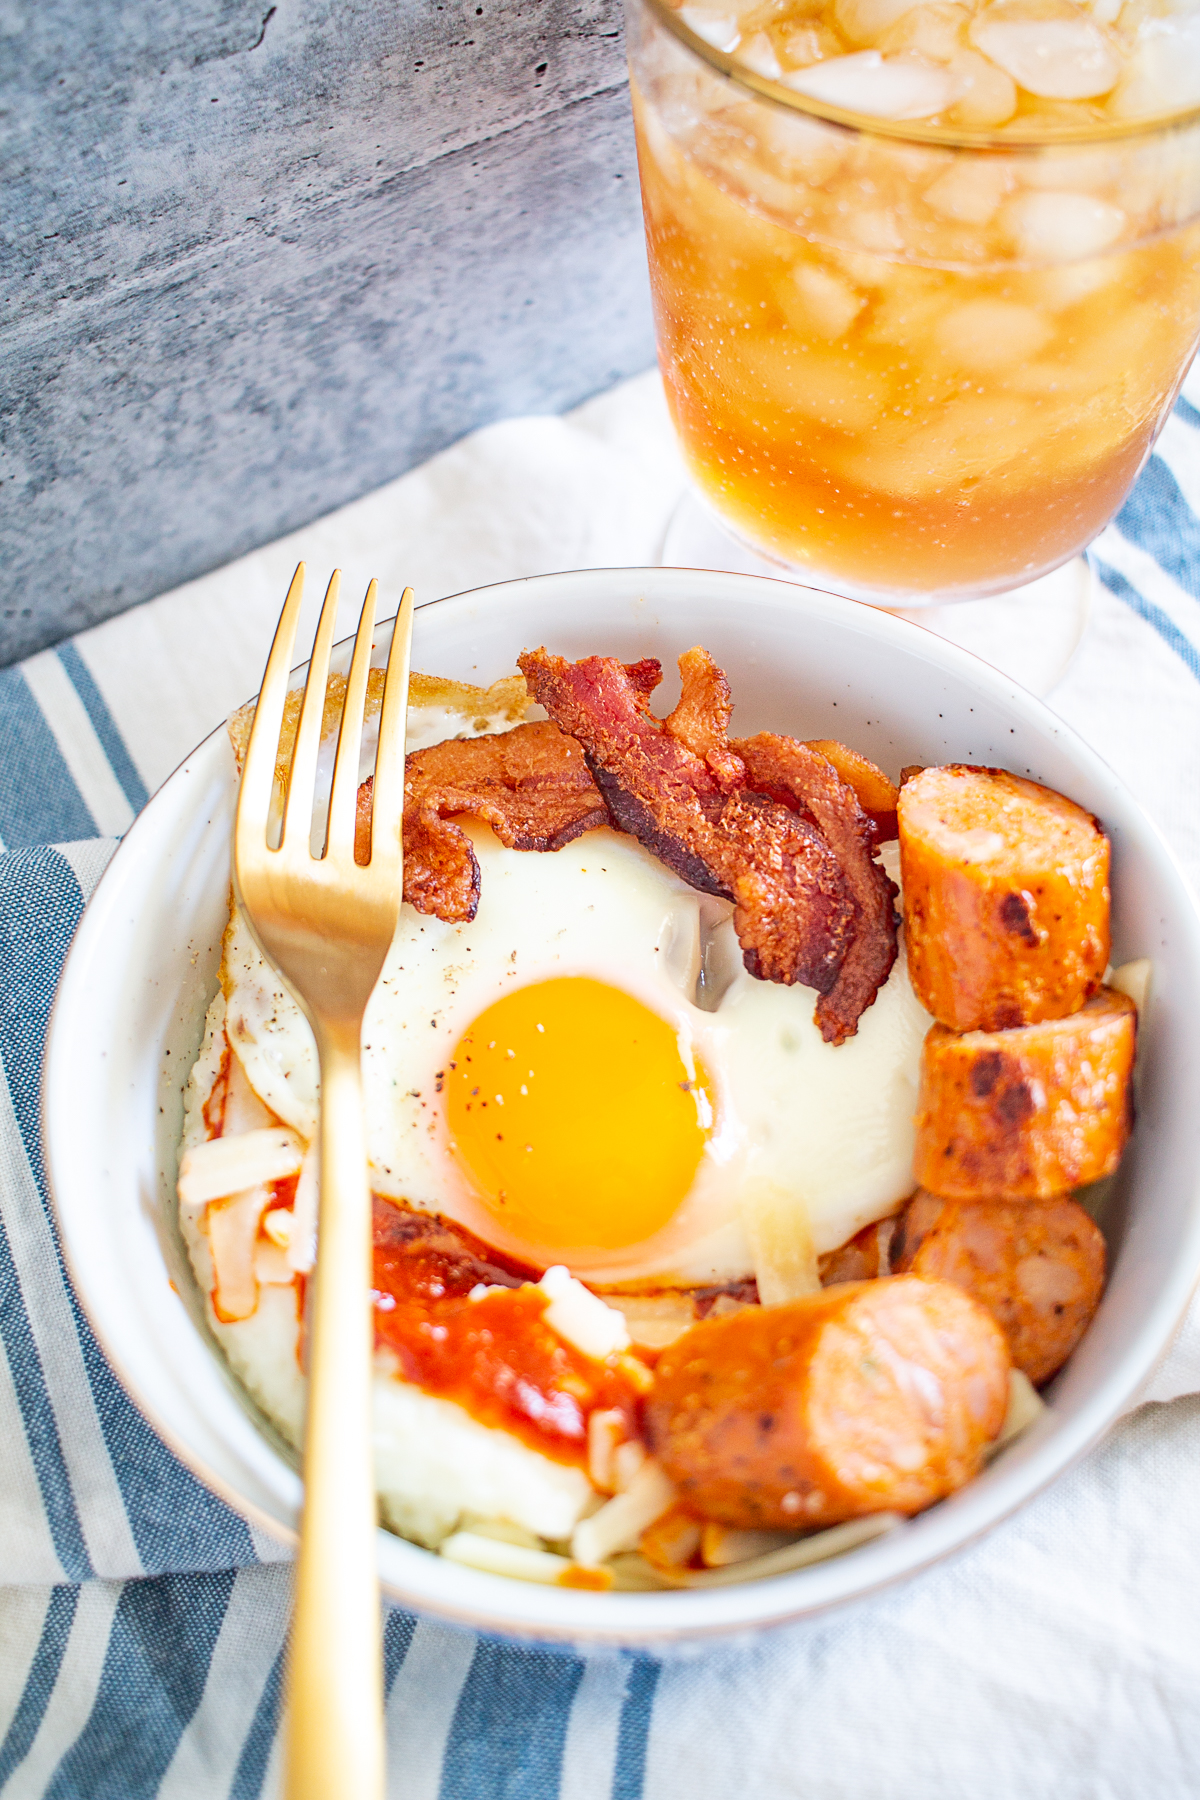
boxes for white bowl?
[43,568,1200,1645]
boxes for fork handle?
[285,1021,385,1800]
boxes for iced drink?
[626,0,1200,600]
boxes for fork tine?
[367,586,414,868]
[235,562,306,863]
[282,568,341,854]
[326,580,378,862]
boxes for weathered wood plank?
[0,0,654,661]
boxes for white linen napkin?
[4,364,1200,1800]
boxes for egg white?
[223,822,930,1283]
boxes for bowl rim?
[42,564,1200,1644]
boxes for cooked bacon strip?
[355,720,607,921]
[734,734,898,1044]
[517,648,855,994]
[624,658,665,700]
[662,646,745,790]
[804,741,899,843]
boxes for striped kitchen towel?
[2,368,1200,1799]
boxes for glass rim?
[638,0,1200,151]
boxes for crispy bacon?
[733,734,898,1045]
[517,648,857,996]
[355,720,607,921]
[662,646,745,790]
[350,643,897,1037]
[623,658,665,700]
[805,740,899,843]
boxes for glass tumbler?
[624,0,1200,607]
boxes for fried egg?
[222,820,930,1285]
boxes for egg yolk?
[445,976,712,1253]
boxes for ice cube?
[783,48,960,115]
[755,108,851,185]
[878,3,971,63]
[835,247,909,289]
[847,206,908,252]
[946,47,1019,124]
[968,9,1120,99]
[680,7,741,50]
[1007,359,1095,395]
[862,267,951,345]
[635,102,688,187]
[837,392,1038,498]
[903,393,1038,481]
[1036,258,1116,309]
[936,297,1054,368]
[1016,146,1120,192]
[1001,189,1126,260]
[735,337,890,432]
[1110,20,1200,119]
[789,263,869,336]
[738,30,784,77]
[835,0,924,46]
[923,158,1014,223]
[779,24,841,68]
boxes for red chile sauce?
[206,1051,643,1463]
[367,1198,645,1467]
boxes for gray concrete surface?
[0,0,655,664]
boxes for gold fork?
[234,563,414,1800]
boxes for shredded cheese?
[700,1523,800,1568]
[987,1368,1047,1458]
[539,1266,630,1359]
[178,1128,304,1207]
[571,1458,676,1566]
[738,1177,820,1306]
[287,1143,318,1273]
[659,1513,903,1587]
[439,1532,579,1585]
[1110,957,1151,1017]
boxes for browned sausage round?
[899,765,1110,1032]
[892,1193,1105,1385]
[646,1276,1010,1530]
[914,988,1136,1199]
[817,1213,902,1285]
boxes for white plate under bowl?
[43,568,1200,1646]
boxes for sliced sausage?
[892,1193,1106,1385]
[914,988,1136,1199]
[645,1276,1010,1530]
[817,1213,902,1285]
[899,765,1110,1032]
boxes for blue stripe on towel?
[1091,558,1200,683]
[0,849,94,1576]
[612,1655,661,1800]
[56,645,150,815]
[384,1608,418,1694]
[1174,395,1200,431]
[44,1571,237,1800]
[0,847,83,1189]
[0,1587,80,1788]
[230,1642,285,1800]
[1114,454,1200,604]
[72,1318,260,1576]
[0,671,96,849]
[440,1637,586,1799]
[0,846,259,1578]
[0,1216,92,1579]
